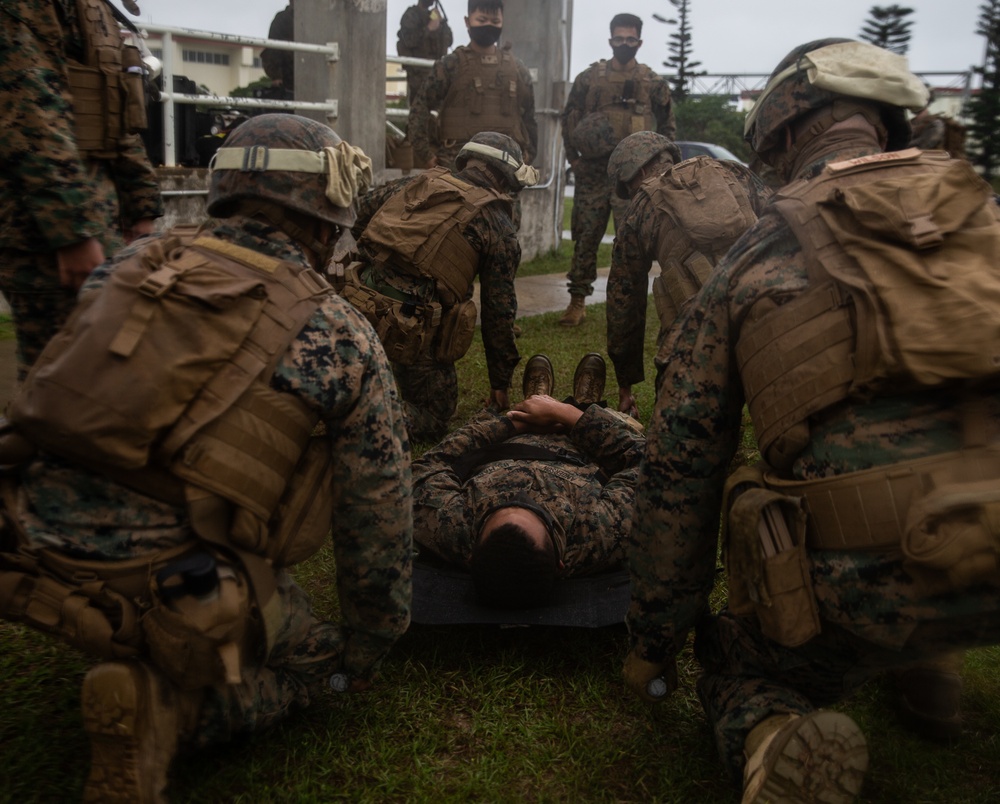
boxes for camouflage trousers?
[567,158,628,298]
[392,350,458,443]
[694,606,1000,783]
[193,569,344,746]
[0,249,87,383]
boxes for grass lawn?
[4,302,1000,802]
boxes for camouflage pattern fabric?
[607,160,771,389]
[560,59,674,298]
[351,169,521,442]
[408,45,538,168]
[0,0,162,379]
[565,158,630,297]
[412,406,644,572]
[626,136,1000,781]
[396,3,453,106]
[13,217,413,742]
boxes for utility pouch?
[651,274,680,337]
[66,63,118,154]
[902,478,1000,592]
[724,465,820,647]
[340,275,440,365]
[0,562,142,660]
[121,44,148,133]
[434,300,478,362]
[265,435,335,567]
[143,553,251,689]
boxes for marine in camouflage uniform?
[397,0,453,108]
[260,2,295,94]
[559,13,675,326]
[408,0,536,170]
[605,131,771,419]
[412,399,643,576]
[0,115,411,802]
[624,40,1000,802]
[0,0,163,381]
[350,133,526,443]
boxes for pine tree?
[859,4,915,54]
[656,0,705,101]
[968,0,1000,178]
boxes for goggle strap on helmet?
[211,143,374,206]
[458,142,539,188]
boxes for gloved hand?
[623,650,677,703]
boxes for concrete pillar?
[295,0,387,174]
[496,0,572,260]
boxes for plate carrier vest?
[582,59,657,144]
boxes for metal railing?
[143,24,340,167]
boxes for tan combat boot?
[82,661,201,804]
[572,353,606,406]
[522,353,555,398]
[559,295,586,327]
[741,711,868,804]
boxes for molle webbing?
[737,282,855,468]
[67,0,134,156]
[361,168,501,305]
[765,447,1000,551]
[438,48,528,145]
[583,60,656,141]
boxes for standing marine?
[408,0,537,171]
[605,131,771,418]
[623,39,1000,803]
[341,131,536,442]
[558,12,675,327]
[396,0,453,107]
[0,0,163,381]
[0,113,412,803]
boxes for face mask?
[612,45,639,64]
[468,25,502,47]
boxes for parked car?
[676,141,748,165]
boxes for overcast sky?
[137,0,983,81]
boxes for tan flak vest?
[3,228,337,677]
[66,0,148,157]
[646,157,759,335]
[582,60,658,142]
[359,167,510,306]
[437,46,531,150]
[736,149,1000,471]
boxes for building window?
[252,56,262,68]
[150,48,163,59]
[182,49,230,66]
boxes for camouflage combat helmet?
[607,131,682,199]
[208,113,373,228]
[744,38,929,167]
[571,112,619,160]
[456,132,539,192]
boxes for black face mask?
[468,25,502,47]
[612,44,639,64]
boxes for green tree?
[654,0,705,101]
[673,95,751,161]
[968,0,1000,178]
[859,4,915,54]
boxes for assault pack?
[725,149,1000,647]
[0,227,337,687]
[646,156,759,336]
[344,167,510,364]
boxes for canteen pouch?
[434,299,478,362]
[902,479,1000,592]
[143,554,251,689]
[724,465,820,647]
